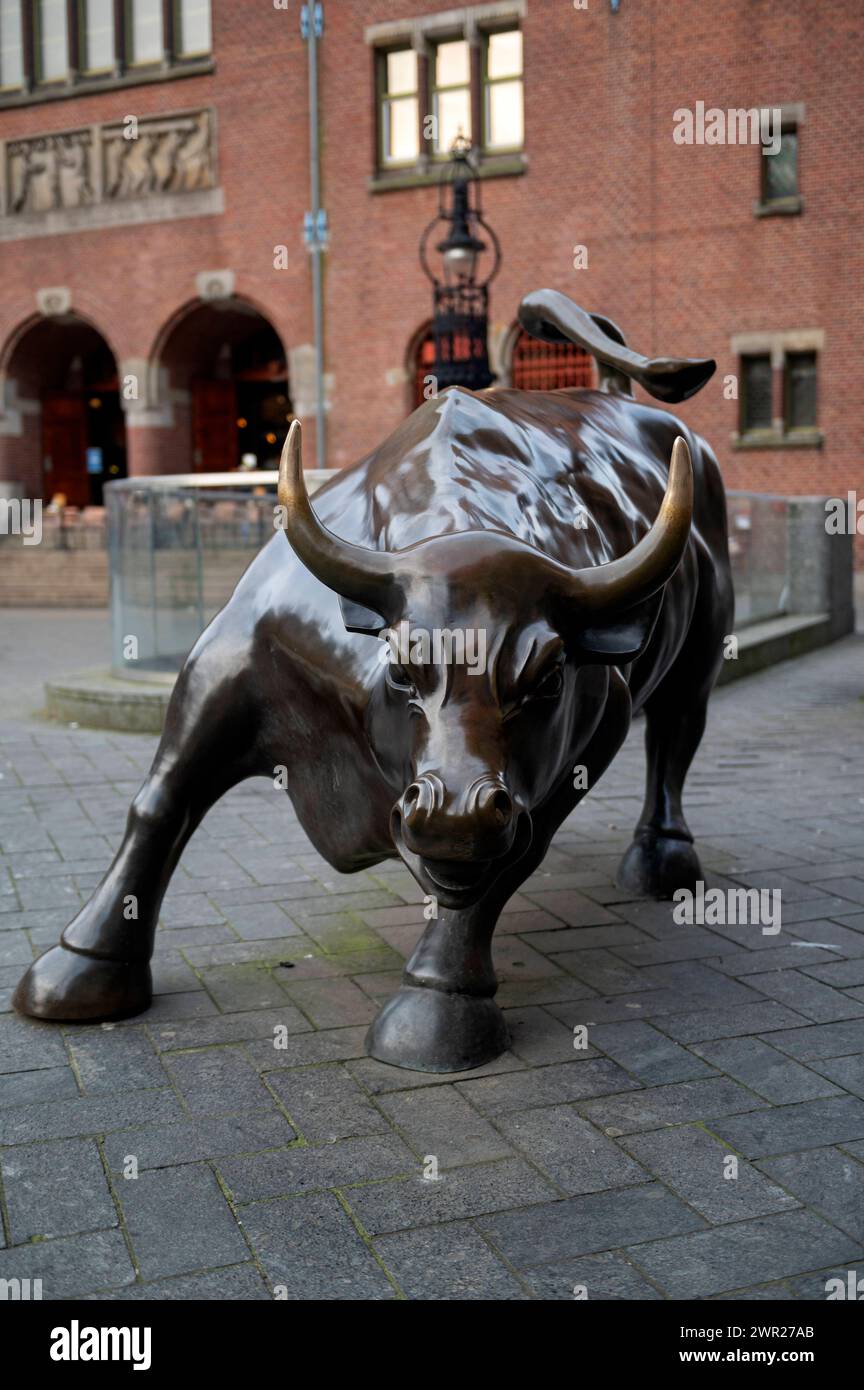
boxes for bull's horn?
[568,435,694,612]
[278,420,399,615]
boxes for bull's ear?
[338,595,389,636]
[568,590,664,665]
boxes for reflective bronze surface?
[14,292,733,1073]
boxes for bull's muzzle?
[396,773,516,862]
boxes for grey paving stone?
[621,1126,798,1224]
[804,959,864,987]
[163,1046,275,1115]
[457,1060,640,1117]
[102,1110,295,1172]
[502,1006,599,1065]
[0,1087,183,1144]
[266,1064,390,1144]
[743,969,864,1023]
[712,946,839,977]
[85,1264,272,1300]
[0,1229,134,1299]
[590,1020,715,1084]
[222,900,302,939]
[66,1026,167,1094]
[346,1049,526,1096]
[524,923,643,952]
[345,1157,560,1235]
[0,1064,78,1107]
[478,1183,705,1267]
[576,1077,765,1135]
[0,1019,69,1073]
[712,1095,864,1158]
[2,1137,117,1242]
[690,1036,842,1104]
[198,964,293,1012]
[522,1250,663,1300]
[374,1222,527,1299]
[557,948,654,995]
[807,1055,864,1100]
[219,1133,418,1203]
[627,1210,863,1299]
[654,1001,808,1044]
[147,1006,311,1052]
[119,1164,249,1280]
[283,977,379,1028]
[248,1024,368,1071]
[241,1190,395,1300]
[757,1146,864,1242]
[765,1018,864,1061]
[497,1106,647,1194]
[376,1085,513,1168]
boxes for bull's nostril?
[490,789,513,826]
[402,782,422,825]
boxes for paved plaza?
[0,619,863,1301]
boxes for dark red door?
[42,394,89,507]
[192,381,237,472]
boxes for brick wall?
[0,0,860,554]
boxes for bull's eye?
[534,666,564,701]
[386,663,418,697]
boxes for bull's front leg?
[368,672,632,1072]
[14,646,263,1022]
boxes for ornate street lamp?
[419,136,501,393]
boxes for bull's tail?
[517,289,715,404]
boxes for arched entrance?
[408,321,436,411]
[155,299,291,473]
[2,314,126,507]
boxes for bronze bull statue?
[14,291,733,1072]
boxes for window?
[0,0,23,88]
[785,351,817,431]
[35,0,69,82]
[738,343,820,444]
[0,0,212,102]
[432,39,471,153]
[125,0,163,66]
[175,0,211,58]
[79,0,114,74]
[740,355,773,434]
[369,14,524,182]
[484,28,523,150]
[381,47,419,165]
[762,127,798,204]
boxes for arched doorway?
[409,321,436,411]
[2,314,126,507]
[155,299,291,473]
[510,326,595,391]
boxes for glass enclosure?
[106,478,793,679]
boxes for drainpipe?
[301,2,328,468]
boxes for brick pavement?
[0,632,863,1301]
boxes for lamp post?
[419,136,501,393]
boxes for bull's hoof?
[12,945,152,1023]
[616,833,702,900]
[366,985,509,1073]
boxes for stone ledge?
[717,613,832,685]
[44,668,175,734]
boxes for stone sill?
[0,59,214,110]
[753,195,803,218]
[369,152,527,193]
[731,430,823,451]
[0,186,224,242]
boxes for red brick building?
[0,1,860,525]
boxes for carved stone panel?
[102,111,215,203]
[6,130,95,216]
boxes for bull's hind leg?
[14,643,263,1022]
[616,596,728,901]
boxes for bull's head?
[279,421,693,908]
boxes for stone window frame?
[0,0,214,110]
[366,1,527,194]
[753,101,805,219]
[731,328,824,450]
